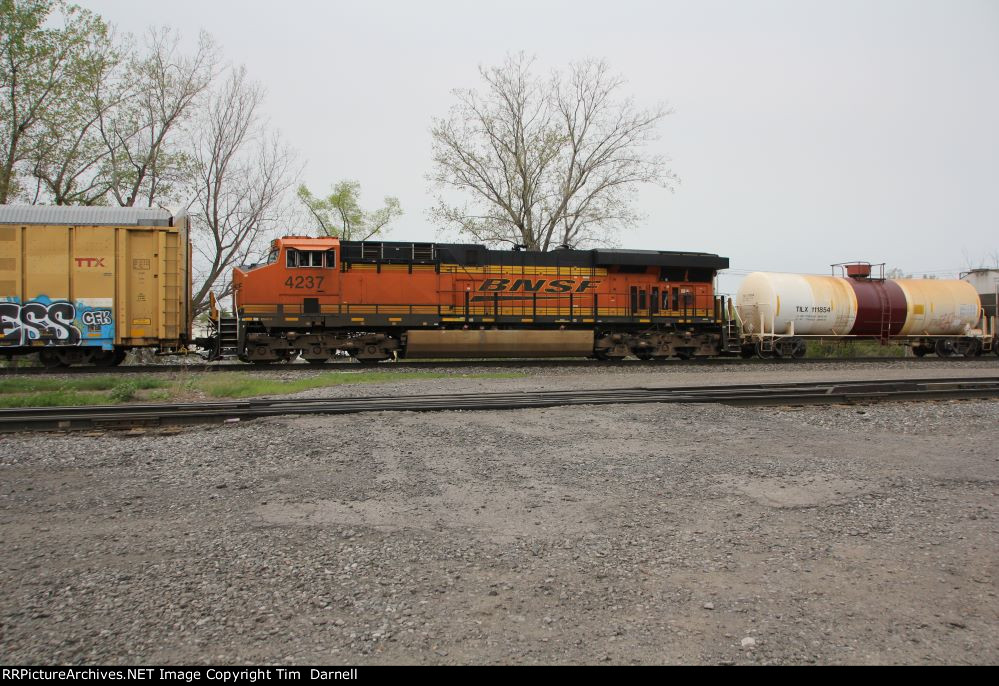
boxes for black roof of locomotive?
[339,240,729,271]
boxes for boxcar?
[0,205,191,367]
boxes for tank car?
[216,236,732,363]
[735,262,995,357]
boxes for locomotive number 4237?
[284,276,324,289]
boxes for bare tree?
[187,66,298,315]
[430,54,676,250]
[101,26,218,207]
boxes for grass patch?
[805,340,908,358]
[0,390,114,407]
[0,371,524,407]
[195,371,521,398]
[0,376,168,393]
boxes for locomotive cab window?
[286,249,336,268]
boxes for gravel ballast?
[1,362,997,664]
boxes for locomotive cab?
[234,236,341,308]
[231,236,343,363]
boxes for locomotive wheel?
[934,339,957,357]
[675,350,693,360]
[740,345,756,359]
[634,352,654,361]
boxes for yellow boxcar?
[0,205,191,367]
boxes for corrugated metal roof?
[0,204,173,227]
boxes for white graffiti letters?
[81,309,112,327]
[0,301,84,345]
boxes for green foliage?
[108,380,139,402]
[297,181,402,241]
[0,0,112,203]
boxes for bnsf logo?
[476,278,601,294]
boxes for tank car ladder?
[877,285,893,343]
[720,296,742,353]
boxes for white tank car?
[736,271,982,338]
[735,272,857,336]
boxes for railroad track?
[3,355,998,375]
[2,376,997,433]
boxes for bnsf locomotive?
[222,236,732,363]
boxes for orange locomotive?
[222,236,731,363]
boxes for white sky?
[83,0,999,294]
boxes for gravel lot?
[1,360,997,665]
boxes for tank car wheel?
[912,346,928,357]
[963,340,982,358]
[753,342,772,359]
[934,339,957,357]
[791,340,807,359]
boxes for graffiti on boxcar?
[0,296,114,346]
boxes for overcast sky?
[83,0,998,293]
